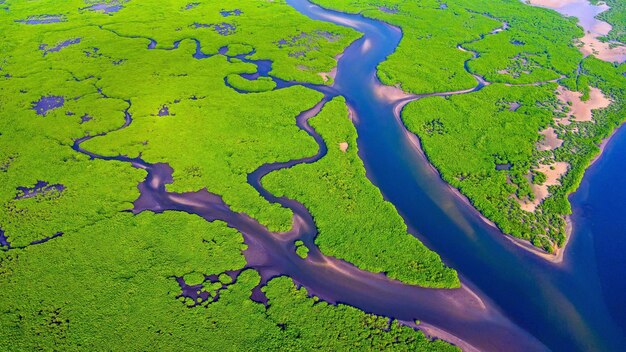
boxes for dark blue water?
[287,0,626,350]
[570,125,626,337]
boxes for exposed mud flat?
[538,127,563,151]
[519,162,570,212]
[556,86,611,122]
[318,65,337,83]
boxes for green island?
[594,0,626,43]
[294,239,309,259]
[264,97,458,287]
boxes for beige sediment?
[518,161,570,212]
[318,65,338,83]
[556,86,611,122]
[579,32,626,63]
[361,37,373,53]
[504,216,571,264]
[374,81,415,102]
[307,53,343,84]
[538,127,563,151]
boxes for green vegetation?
[313,0,582,93]
[312,0,626,252]
[226,74,277,92]
[264,98,458,287]
[294,239,309,259]
[403,84,564,250]
[0,211,456,351]
[402,59,626,251]
[0,0,359,234]
[593,0,626,43]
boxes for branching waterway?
[71,0,626,351]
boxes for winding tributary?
[72,0,626,351]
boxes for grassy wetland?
[264,97,458,287]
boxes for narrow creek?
[70,0,626,351]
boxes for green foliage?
[0,0,360,233]
[593,0,626,43]
[311,0,625,251]
[403,84,564,245]
[264,97,458,287]
[294,240,309,259]
[0,211,456,351]
[402,57,626,250]
[0,0,461,349]
[533,171,547,185]
[226,74,277,92]
[312,0,582,93]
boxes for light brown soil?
[518,162,569,212]
[538,127,563,151]
[556,86,611,122]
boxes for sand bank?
[538,127,564,151]
[518,161,570,212]
[556,86,611,123]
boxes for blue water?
[287,0,626,350]
[570,125,626,338]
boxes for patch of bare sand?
[556,86,611,122]
[318,69,335,83]
[518,162,569,212]
[373,82,414,102]
[339,142,348,152]
[537,127,563,151]
[579,33,626,63]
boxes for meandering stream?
[72,0,626,350]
